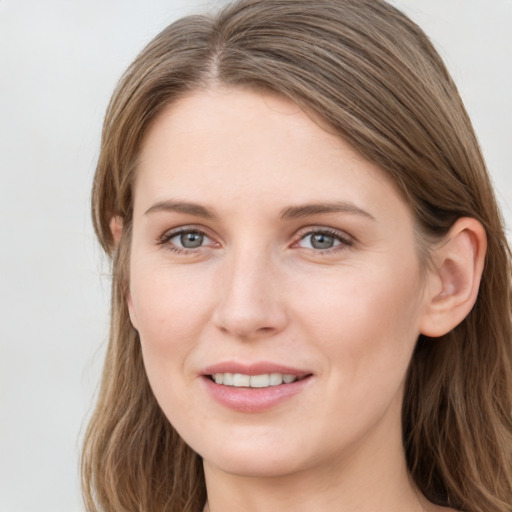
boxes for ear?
[109,215,138,330]
[419,217,487,337]
[109,216,123,247]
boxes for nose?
[212,249,289,340]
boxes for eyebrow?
[279,202,375,221]
[144,199,375,221]
[144,200,216,218]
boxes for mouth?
[207,372,309,388]
[200,362,313,412]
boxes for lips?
[200,361,313,413]
[202,361,311,378]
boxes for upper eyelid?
[156,224,354,247]
[158,224,214,241]
[294,226,354,241]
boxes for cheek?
[127,260,217,428]
[127,257,216,393]
[287,259,423,441]
[292,257,423,373]
[130,258,210,338]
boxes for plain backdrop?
[0,1,510,511]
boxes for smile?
[211,372,300,387]
[201,363,313,413]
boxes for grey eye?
[178,231,204,248]
[162,228,215,252]
[310,233,336,249]
[298,231,344,250]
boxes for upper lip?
[201,361,312,378]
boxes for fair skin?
[119,87,485,512]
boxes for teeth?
[269,372,283,386]
[233,373,250,387]
[250,374,269,388]
[211,372,299,388]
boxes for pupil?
[181,232,203,248]
[311,233,334,249]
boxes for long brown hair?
[82,1,512,511]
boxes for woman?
[81,1,512,511]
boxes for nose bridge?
[213,242,287,338]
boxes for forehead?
[134,86,409,224]
[139,87,340,174]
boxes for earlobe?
[110,216,123,247]
[419,218,487,337]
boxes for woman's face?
[127,87,432,478]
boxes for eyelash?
[157,227,216,255]
[294,227,354,254]
[156,226,354,255]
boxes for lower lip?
[202,376,312,413]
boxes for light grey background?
[0,1,510,511]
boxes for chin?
[185,426,311,478]
[204,449,308,479]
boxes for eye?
[172,231,207,249]
[296,229,352,251]
[158,228,215,252]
